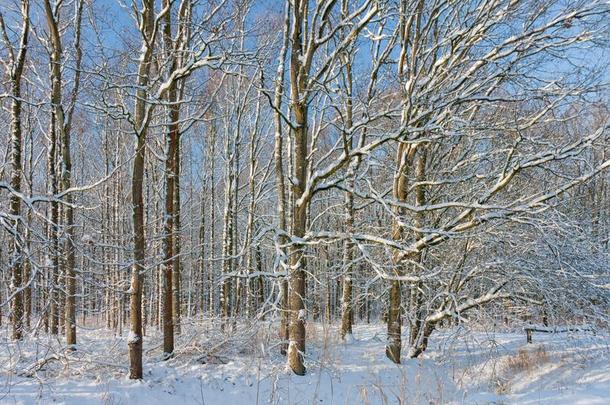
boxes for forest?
[0,0,609,403]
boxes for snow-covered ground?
[1,320,609,404]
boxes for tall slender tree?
[0,0,30,341]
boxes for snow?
[127,331,140,344]
[1,321,610,404]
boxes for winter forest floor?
[1,321,610,404]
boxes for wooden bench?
[524,325,596,343]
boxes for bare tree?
[283,0,379,375]
[43,0,84,348]
[0,0,30,341]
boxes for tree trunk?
[408,148,427,350]
[128,0,154,379]
[287,78,308,377]
[24,123,34,330]
[199,185,206,314]
[386,143,414,364]
[2,0,30,341]
[273,1,290,355]
[161,99,177,356]
[220,123,235,330]
[340,54,355,341]
[208,120,216,315]
[44,0,83,348]
[172,129,182,334]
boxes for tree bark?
[386,143,415,363]
[161,94,177,357]
[273,0,291,355]
[1,0,30,341]
[128,0,154,379]
[172,129,182,334]
[286,1,308,374]
[340,53,355,341]
[44,0,84,349]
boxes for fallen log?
[524,324,596,343]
